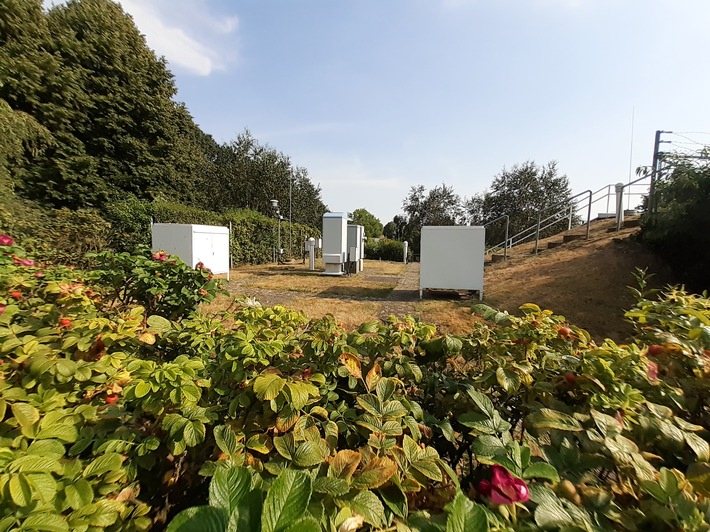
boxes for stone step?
[547,241,564,249]
[562,234,585,243]
[491,254,506,263]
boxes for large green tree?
[399,183,464,256]
[351,208,383,238]
[468,160,577,246]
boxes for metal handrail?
[484,178,650,259]
[615,175,650,230]
[535,190,592,253]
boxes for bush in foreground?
[0,236,709,531]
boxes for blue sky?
[115,0,710,224]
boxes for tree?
[351,208,382,238]
[641,152,710,291]
[467,161,577,246]
[399,183,464,256]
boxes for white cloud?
[118,0,238,76]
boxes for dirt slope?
[482,219,673,341]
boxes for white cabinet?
[419,226,485,299]
[151,224,230,279]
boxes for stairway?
[485,216,641,265]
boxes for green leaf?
[36,423,77,443]
[9,474,32,507]
[167,506,228,532]
[19,513,69,532]
[209,466,251,514]
[65,479,94,509]
[495,367,521,394]
[378,484,408,518]
[253,374,287,401]
[182,420,206,447]
[412,459,443,482]
[147,314,172,334]
[11,403,39,428]
[523,462,560,482]
[292,441,327,468]
[344,490,385,528]
[313,477,350,496]
[376,379,396,402]
[82,453,122,478]
[445,492,487,532]
[531,486,574,528]
[685,432,710,461]
[526,409,582,432]
[261,469,312,532]
[285,517,320,532]
[231,489,264,532]
[134,381,152,399]
[214,425,239,455]
[464,387,496,418]
[356,394,382,417]
[9,455,62,474]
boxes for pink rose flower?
[0,235,14,246]
[647,361,659,382]
[0,304,5,314]
[478,465,530,505]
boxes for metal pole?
[503,217,509,260]
[568,205,573,230]
[278,216,281,263]
[649,130,671,215]
[289,176,292,257]
[585,190,592,239]
[534,212,541,254]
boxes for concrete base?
[322,263,344,276]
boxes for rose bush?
[1,236,709,531]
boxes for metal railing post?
[504,217,509,260]
[534,212,541,254]
[585,190,592,239]
[568,205,573,230]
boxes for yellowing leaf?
[138,332,156,345]
[351,456,397,489]
[365,362,381,392]
[339,353,362,380]
[329,450,361,482]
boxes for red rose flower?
[0,304,6,314]
[151,251,168,262]
[105,395,119,405]
[0,234,14,246]
[10,291,21,299]
[647,361,659,382]
[195,261,205,270]
[478,465,530,505]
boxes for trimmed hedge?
[364,237,407,262]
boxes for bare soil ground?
[213,218,674,342]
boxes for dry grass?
[284,297,382,329]
[412,300,481,335]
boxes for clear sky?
[114,0,710,224]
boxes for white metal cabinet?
[419,226,485,299]
[151,223,230,280]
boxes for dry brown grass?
[284,297,382,329]
[412,300,480,335]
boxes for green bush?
[364,237,407,262]
[3,233,710,531]
[103,197,152,252]
[641,157,710,291]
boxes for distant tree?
[382,214,407,240]
[467,161,577,246]
[400,183,464,256]
[351,208,383,238]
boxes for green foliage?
[399,184,465,257]
[2,234,710,530]
[469,160,579,246]
[87,246,225,321]
[364,238,407,262]
[0,1,328,230]
[351,208,383,239]
[640,155,710,291]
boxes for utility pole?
[648,130,672,216]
